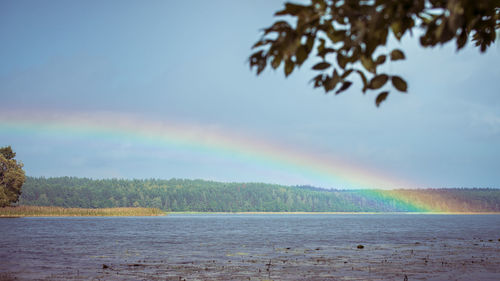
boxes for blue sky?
[1,0,499,188]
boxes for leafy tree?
[249,0,499,106]
[0,146,26,207]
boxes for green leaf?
[296,45,309,65]
[327,30,346,43]
[252,39,272,49]
[317,38,326,55]
[263,21,291,35]
[335,81,352,95]
[375,55,386,65]
[324,73,340,92]
[310,74,324,88]
[249,50,266,75]
[456,30,468,50]
[355,70,368,93]
[318,48,335,59]
[391,76,408,92]
[390,49,405,61]
[391,22,403,40]
[284,59,294,77]
[341,69,353,79]
[271,55,282,69]
[369,74,389,89]
[312,62,331,70]
[323,69,342,92]
[331,69,341,85]
[306,35,315,51]
[337,53,348,69]
[275,3,307,16]
[360,56,376,73]
[375,91,389,107]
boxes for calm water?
[1,214,500,280]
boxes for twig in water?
[266,259,272,278]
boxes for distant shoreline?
[168,211,500,215]
[19,177,500,213]
[2,207,500,217]
[0,206,166,217]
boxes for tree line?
[18,177,500,212]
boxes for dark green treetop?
[0,146,16,160]
[0,146,26,207]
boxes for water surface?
[1,214,499,280]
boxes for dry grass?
[0,205,166,217]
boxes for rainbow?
[354,189,488,213]
[352,189,432,212]
[2,110,491,212]
[0,109,418,191]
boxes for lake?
[1,214,500,280]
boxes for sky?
[0,0,499,189]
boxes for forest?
[18,177,500,212]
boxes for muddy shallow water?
[1,214,499,280]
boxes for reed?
[0,206,166,217]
